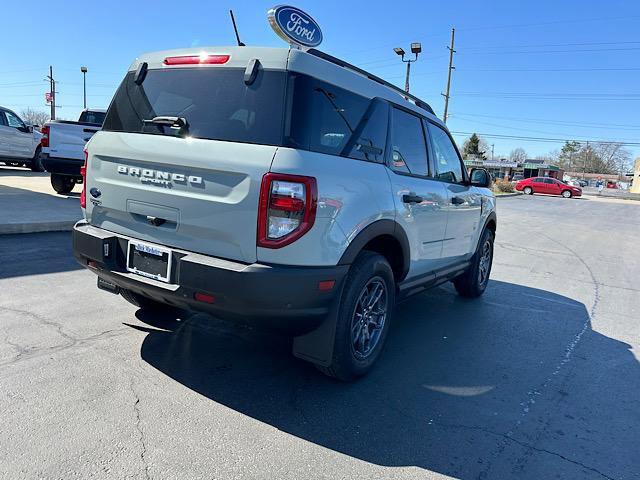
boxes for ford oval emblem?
[267,5,323,49]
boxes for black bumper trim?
[41,153,83,176]
[72,222,348,332]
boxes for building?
[463,157,563,180]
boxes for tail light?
[40,125,49,147]
[257,173,317,248]
[80,147,88,209]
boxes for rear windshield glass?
[79,111,106,125]
[103,68,286,146]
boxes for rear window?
[103,68,286,146]
[79,111,106,125]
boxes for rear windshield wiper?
[142,116,189,137]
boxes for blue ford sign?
[267,5,323,49]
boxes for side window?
[287,75,370,158]
[534,178,545,184]
[4,111,25,129]
[388,107,428,176]
[346,100,388,163]
[0,112,7,126]
[544,178,555,184]
[428,123,465,183]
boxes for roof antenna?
[230,10,245,46]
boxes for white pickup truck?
[41,109,105,194]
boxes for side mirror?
[27,125,34,133]
[470,168,491,188]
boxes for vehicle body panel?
[85,131,277,264]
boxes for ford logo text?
[268,5,323,49]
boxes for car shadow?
[0,232,83,279]
[133,280,638,479]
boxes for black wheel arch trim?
[338,219,411,280]
[483,211,497,234]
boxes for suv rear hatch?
[85,55,287,263]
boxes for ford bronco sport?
[72,46,496,380]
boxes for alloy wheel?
[478,239,492,286]
[350,277,388,360]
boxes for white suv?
[72,46,496,380]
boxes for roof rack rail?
[307,49,435,116]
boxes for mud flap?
[292,284,344,367]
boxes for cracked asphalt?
[0,194,638,479]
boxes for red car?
[515,177,582,198]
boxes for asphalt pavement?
[0,195,638,479]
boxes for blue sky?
[2,0,640,161]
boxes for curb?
[494,192,523,198]
[0,220,76,235]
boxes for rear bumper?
[41,153,83,176]
[72,222,348,333]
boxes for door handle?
[402,194,423,204]
[451,196,465,205]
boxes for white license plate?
[126,240,172,283]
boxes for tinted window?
[79,111,106,125]
[103,68,286,146]
[0,112,7,126]
[286,75,384,161]
[429,123,464,183]
[534,178,545,183]
[388,107,428,176]
[4,110,24,129]
[544,178,555,184]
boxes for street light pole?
[80,66,88,110]
[394,43,422,94]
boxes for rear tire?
[453,228,494,298]
[523,186,533,195]
[51,174,74,194]
[30,147,44,172]
[317,251,395,381]
[120,289,166,311]
[562,190,572,198]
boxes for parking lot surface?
[0,194,638,479]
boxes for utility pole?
[442,27,456,124]
[46,66,56,120]
[491,143,495,161]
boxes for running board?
[398,261,470,299]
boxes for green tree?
[557,141,581,171]
[462,133,486,160]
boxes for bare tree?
[509,148,527,163]
[20,108,50,127]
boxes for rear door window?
[103,68,287,146]
[388,107,429,176]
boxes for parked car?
[606,181,617,189]
[0,106,44,171]
[72,46,496,380]
[511,173,524,183]
[516,177,582,198]
[41,109,106,193]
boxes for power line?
[454,66,640,73]
[451,112,640,130]
[450,131,640,146]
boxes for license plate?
[126,240,172,283]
